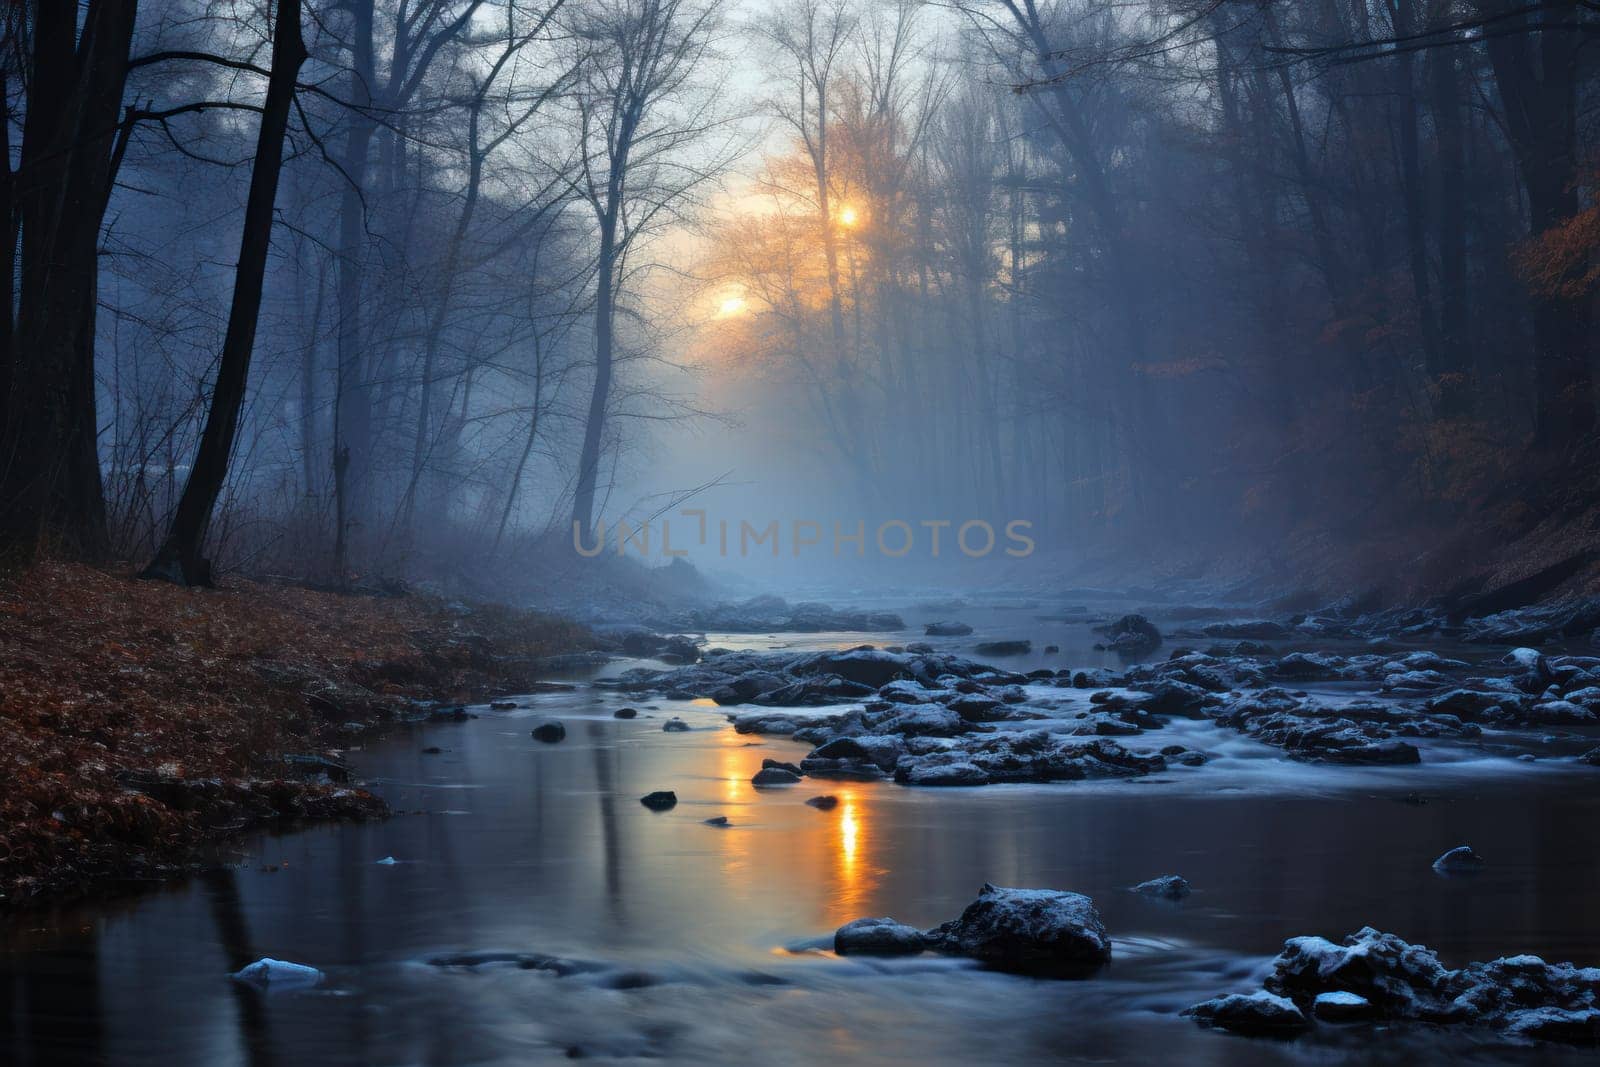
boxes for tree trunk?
[144,0,307,584]
[0,0,136,561]
[1391,0,1442,392]
[494,347,546,556]
[1427,38,1472,417]
[1,72,13,438]
[571,216,616,536]
[333,0,377,567]
[400,98,486,536]
[300,254,326,500]
[1482,2,1594,448]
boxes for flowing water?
[4,600,1600,1065]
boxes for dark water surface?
[4,603,1600,1065]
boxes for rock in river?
[751,766,802,786]
[662,717,691,732]
[805,794,839,810]
[1094,614,1162,656]
[1312,991,1375,1022]
[834,917,927,956]
[1188,925,1600,1044]
[639,791,677,811]
[924,884,1111,974]
[1183,991,1311,1036]
[1432,844,1485,873]
[794,649,913,688]
[974,639,1031,657]
[924,621,973,636]
[531,721,566,743]
[762,758,804,775]
[799,735,906,777]
[1131,875,1191,900]
[230,958,324,991]
[892,733,1164,787]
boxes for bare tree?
[0,0,139,560]
[565,0,732,537]
[752,0,857,415]
[143,0,307,585]
[326,0,488,577]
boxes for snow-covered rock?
[230,958,323,991]
[1432,845,1485,873]
[833,917,927,956]
[1187,926,1600,1045]
[1182,991,1310,1035]
[799,734,906,777]
[923,884,1110,974]
[1267,928,1455,1016]
[1131,875,1191,900]
[1312,991,1374,1021]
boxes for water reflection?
[201,869,278,1067]
[830,789,877,922]
[715,720,748,808]
[588,719,626,923]
[0,923,106,1066]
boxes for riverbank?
[0,561,594,908]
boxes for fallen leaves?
[0,560,592,907]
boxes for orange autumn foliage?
[1513,175,1600,301]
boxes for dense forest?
[1,0,1596,594]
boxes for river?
[4,598,1598,1064]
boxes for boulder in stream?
[924,621,973,636]
[923,884,1111,974]
[1432,845,1485,873]
[834,917,927,956]
[1094,615,1162,656]
[639,791,678,811]
[1312,991,1375,1022]
[1131,875,1191,900]
[1183,925,1600,1044]
[1183,991,1310,1036]
[531,721,566,743]
[230,958,324,991]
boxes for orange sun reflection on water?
[829,787,876,923]
[705,726,880,924]
[840,798,859,866]
[715,720,748,806]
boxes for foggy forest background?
[1,0,1596,598]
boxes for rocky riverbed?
[594,618,1600,787]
